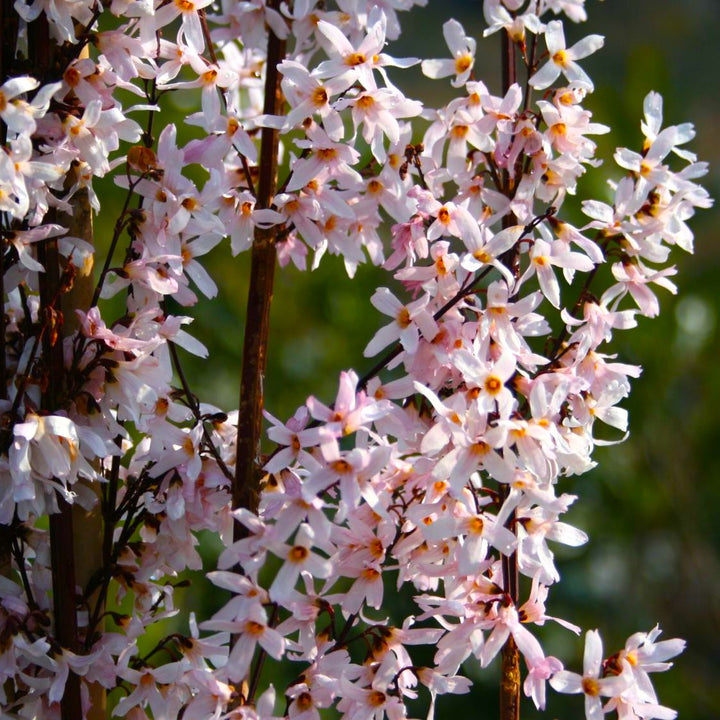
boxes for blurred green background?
[99,1,720,717]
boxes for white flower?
[530,20,604,91]
[551,630,633,720]
[422,19,476,87]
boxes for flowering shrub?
[0,1,711,719]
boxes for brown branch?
[0,0,16,415]
[522,31,538,114]
[499,26,521,720]
[500,633,521,720]
[37,226,83,720]
[28,15,99,713]
[60,157,108,718]
[233,3,286,530]
[29,15,83,719]
[0,237,6,404]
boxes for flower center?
[364,538,382,559]
[484,376,503,395]
[581,677,600,697]
[357,95,375,110]
[368,179,383,194]
[396,307,411,328]
[362,567,380,581]
[318,147,338,162]
[455,54,473,74]
[331,459,353,474]
[368,691,386,707]
[296,693,313,711]
[64,67,82,87]
[202,69,218,84]
[468,516,485,534]
[311,86,328,106]
[470,441,490,457]
[244,620,265,636]
[288,545,309,562]
[552,49,568,67]
[346,52,367,66]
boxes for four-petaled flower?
[530,20,604,91]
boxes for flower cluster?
[0,0,709,719]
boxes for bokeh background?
[100,1,720,717]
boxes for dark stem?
[0,0,19,88]
[501,27,517,102]
[522,32,538,114]
[37,229,83,720]
[500,633,521,720]
[0,238,6,402]
[199,9,219,66]
[240,153,257,197]
[88,76,157,313]
[499,26,521,720]
[0,0,14,408]
[357,267,491,392]
[329,612,358,652]
[11,536,37,609]
[233,5,286,530]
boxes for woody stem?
[233,0,286,529]
[499,24,521,720]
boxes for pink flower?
[286,126,361,192]
[337,88,421,163]
[275,60,346,140]
[153,0,215,52]
[454,348,518,420]
[364,287,439,357]
[524,655,564,711]
[268,524,332,603]
[315,10,389,92]
[520,237,594,308]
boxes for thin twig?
[542,233,612,366]
[168,342,234,482]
